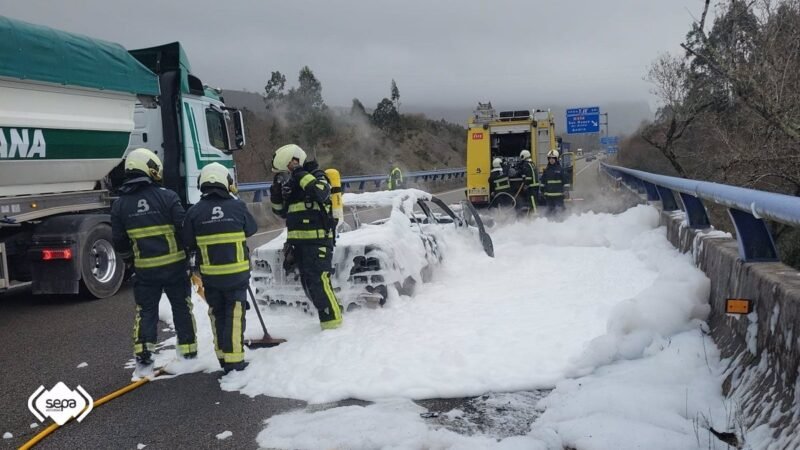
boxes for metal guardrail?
[239,167,467,202]
[601,163,800,262]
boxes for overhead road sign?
[566,106,600,134]
[600,136,619,146]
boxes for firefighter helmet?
[492,158,502,169]
[272,144,307,173]
[125,148,163,182]
[547,149,560,159]
[519,150,531,160]
[198,162,237,193]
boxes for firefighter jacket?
[387,167,403,190]
[540,163,566,198]
[520,160,540,189]
[111,177,187,282]
[488,167,511,196]
[183,188,258,289]
[271,166,335,246]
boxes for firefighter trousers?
[295,244,342,329]
[133,275,197,358]
[204,286,247,367]
[545,195,565,214]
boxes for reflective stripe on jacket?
[111,178,187,281]
[489,168,511,195]
[540,163,565,197]
[521,160,540,188]
[387,167,403,190]
[184,189,258,289]
[283,169,334,245]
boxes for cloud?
[3,0,697,110]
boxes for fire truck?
[466,102,571,207]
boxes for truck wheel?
[80,224,124,298]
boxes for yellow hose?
[18,369,165,450]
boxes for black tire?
[376,285,388,306]
[80,223,125,299]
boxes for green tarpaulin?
[0,15,159,96]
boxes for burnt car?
[251,189,492,312]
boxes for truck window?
[205,107,228,150]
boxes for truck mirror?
[233,110,246,150]
[221,108,246,151]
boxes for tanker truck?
[0,16,246,298]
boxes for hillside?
[222,89,465,183]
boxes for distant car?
[586,155,596,162]
[251,189,493,312]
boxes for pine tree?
[390,79,400,113]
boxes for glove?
[282,242,296,274]
[303,160,319,172]
[281,182,293,198]
[118,250,134,266]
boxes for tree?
[391,79,400,113]
[640,53,711,177]
[372,98,400,132]
[264,71,286,110]
[286,66,326,121]
[350,98,368,118]
[682,0,800,142]
[678,0,800,194]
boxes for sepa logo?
[472,132,484,140]
[28,382,93,425]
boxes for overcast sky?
[3,1,701,112]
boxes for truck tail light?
[41,248,73,261]
[469,195,489,204]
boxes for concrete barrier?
[605,174,800,446]
[663,211,800,447]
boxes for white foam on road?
[256,330,728,450]
[221,206,672,403]
[152,204,729,448]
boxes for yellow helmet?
[124,148,163,181]
[519,150,531,160]
[547,149,560,159]
[198,162,237,194]
[271,144,307,173]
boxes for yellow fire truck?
[466,103,567,207]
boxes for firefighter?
[540,149,567,214]
[519,149,541,214]
[269,144,342,330]
[183,163,257,373]
[488,157,512,207]
[387,164,403,190]
[110,148,196,375]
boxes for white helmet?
[492,158,502,169]
[272,144,307,173]
[125,148,163,181]
[547,149,560,159]
[519,150,531,160]
[199,162,236,193]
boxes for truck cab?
[123,43,245,205]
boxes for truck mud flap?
[460,200,494,258]
[0,243,9,290]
